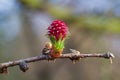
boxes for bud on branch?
[47,20,69,58]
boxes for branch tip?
[104,52,115,59]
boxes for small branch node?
[19,61,29,72]
[69,49,81,64]
[104,52,115,59]
[104,52,115,64]
[69,55,81,64]
[0,67,8,74]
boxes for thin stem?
[0,52,114,74]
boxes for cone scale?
[47,20,68,58]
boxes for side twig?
[0,51,115,74]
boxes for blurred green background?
[0,0,120,80]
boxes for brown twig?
[0,51,115,74]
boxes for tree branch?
[0,51,115,74]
